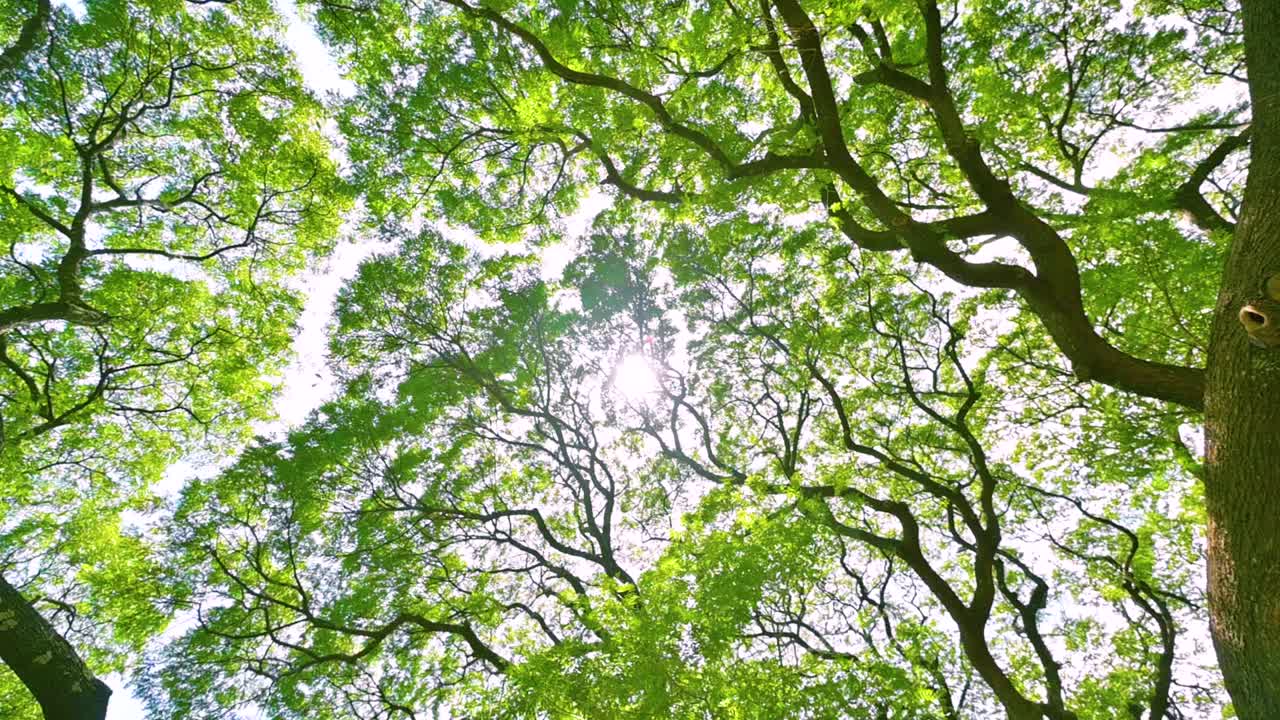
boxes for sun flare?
[613,353,661,402]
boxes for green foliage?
[0,0,345,711]
[145,215,1218,717]
[1,0,1251,716]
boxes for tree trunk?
[0,573,111,720]
[1204,2,1280,717]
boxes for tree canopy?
[0,0,345,716]
[3,0,1280,718]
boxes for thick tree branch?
[0,573,112,720]
[0,300,109,334]
[755,0,814,121]
[774,0,1206,409]
[0,0,50,79]
[1173,129,1250,234]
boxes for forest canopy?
[2,0,1279,719]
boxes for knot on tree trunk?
[1238,273,1280,347]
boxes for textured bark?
[0,300,110,334]
[1204,1,1280,717]
[0,574,111,720]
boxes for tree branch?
[0,0,50,80]
[0,572,112,720]
[1173,128,1250,235]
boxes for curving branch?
[1173,129,1250,234]
[0,0,50,80]
[403,0,1211,409]
[769,0,1206,410]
